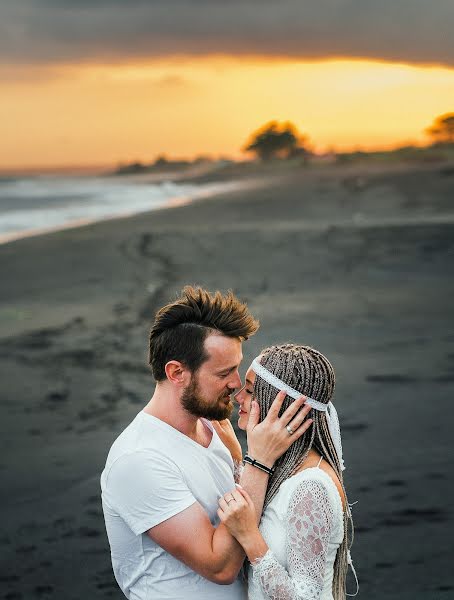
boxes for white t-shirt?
[100,411,245,600]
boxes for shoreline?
[2,159,452,247]
[0,177,265,246]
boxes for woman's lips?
[239,409,247,415]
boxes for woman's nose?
[233,384,246,404]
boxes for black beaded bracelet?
[243,454,275,475]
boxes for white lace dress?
[248,466,344,600]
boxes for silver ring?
[286,424,294,435]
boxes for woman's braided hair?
[254,343,353,600]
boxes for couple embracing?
[101,286,357,600]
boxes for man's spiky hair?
[149,286,259,381]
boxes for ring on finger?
[286,424,294,435]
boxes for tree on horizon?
[243,121,309,161]
[426,112,454,144]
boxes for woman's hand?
[246,392,313,468]
[218,487,270,562]
[212,418,243,464]
[218,487,258,543]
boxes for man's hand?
[246,392,312,468]
[212,418,243,463]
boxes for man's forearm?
[209,522,245,583]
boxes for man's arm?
[147,502,244,585]
[147,393,312,584]
[146,466,270,585]
[105,449,245,585]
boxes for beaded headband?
[250,358,345,470]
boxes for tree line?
[244,112,454,161]
[115,112,454,173]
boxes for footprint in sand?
[46,390,69,404]
[381,507,446,527]
[0,575,19,584]
[375,562,394,569]
[78,526,102,538]
[366,374,418,383]
[385,479,406,487]
[34,585,54,596]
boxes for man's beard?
[181,375,233,420]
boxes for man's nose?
[228,371,242,391]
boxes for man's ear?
[164,360,189,385]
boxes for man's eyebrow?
[217,365,238,374]
[217,355,243,374]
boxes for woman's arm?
[219,480,337,600]
[215,392,313,514]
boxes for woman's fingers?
[236,486,251,501]
[265,392,308,424]
[236,486,254,508]
[279,395,308,423]
[284,402,312,430]
[212,419,224,432]
[219,489,245,510]
[217,508,226,523]
[291,417,313,439]
[246,394,315,465]
[246,400,260,432]
[218,496,229,511]
[265,390,288,420]
[227,489,243,505]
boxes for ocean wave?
[0,176,247,243]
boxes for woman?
[218,344,357,600]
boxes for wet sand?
[0,162,453,599]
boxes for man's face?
[181,333,243,420]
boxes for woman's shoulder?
[280,461,346,513]
[275,468,345,544]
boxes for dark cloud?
[1,0,453,67]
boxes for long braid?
[253,344,354,600]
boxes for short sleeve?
[103,450,196,535]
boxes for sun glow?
[1,56,454,168]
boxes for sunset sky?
[1,1,454,169]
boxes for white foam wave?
[0,176,244,244]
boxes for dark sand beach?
[0,162,453,599]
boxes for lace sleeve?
[251,478,336,600]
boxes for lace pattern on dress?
[251,478,336,600]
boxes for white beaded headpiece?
[251,358,345,470]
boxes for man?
[101,287,311,599]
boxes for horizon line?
[0,141,444,175]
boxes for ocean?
[0,174,241,244]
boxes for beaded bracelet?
[243,454,275,476]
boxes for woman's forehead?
[245,356,260,383]
[245,366,255,382]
